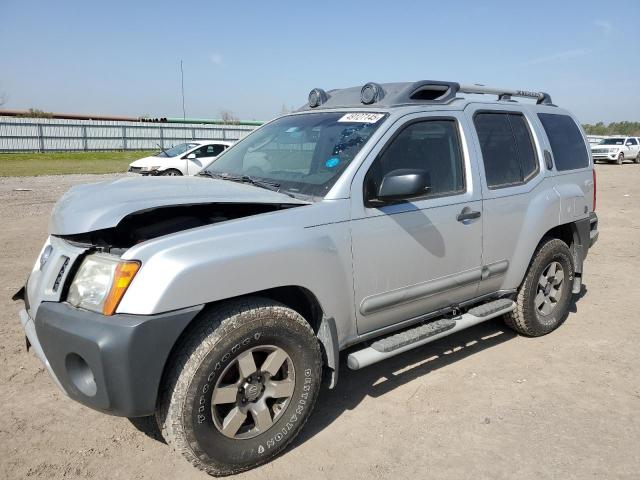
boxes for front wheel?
[156,298,322,476]
[505,238,574,337]
[616,153,624,165]
[160,168,183,176]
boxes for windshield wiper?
[197,171,294,197]
[156,143,170,157]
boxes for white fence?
[0,116,258,152]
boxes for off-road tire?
[161,168,183,176]
[616,153,624,165]
[156,298,322,477]
[504,238,574,337]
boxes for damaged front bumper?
[18,306,66,393]
[16,299,204,417]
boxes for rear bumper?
[20,301,203,417]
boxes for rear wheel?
[505,238,574,337]
[157,298,322,476]
[635,154,640,164]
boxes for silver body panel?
[26,98,596,351]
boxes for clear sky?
[1,0,638,123]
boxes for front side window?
[365,119,465,202]
[627,138,638,145]
[538,113,589,171]
[205,112,386,197]
[474,112,539,188]
[194,144,225,157]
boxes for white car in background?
[591,137,640,165]
[128,140,234,176]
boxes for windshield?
[598,138,625,145]
[204,112,387,197]
[155,142,200,157]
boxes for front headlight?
[67,254,140,315]
[142,166,161,172]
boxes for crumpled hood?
[49,176,308,235]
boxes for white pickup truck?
[591,137,640,164]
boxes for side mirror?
[186,153,196,159]
[374,168,430,204]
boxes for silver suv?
[15,80,599,476]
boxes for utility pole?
[180,60,186,120]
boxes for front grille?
[591,149,608,154]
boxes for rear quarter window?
[538,113,589,171]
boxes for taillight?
[592,169,597,211]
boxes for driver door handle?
[457,208,481,222]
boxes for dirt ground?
[0,165,638,480]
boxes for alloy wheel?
[535,261,565,316]
[211,345,295,440]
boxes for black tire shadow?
[127,415,166,444]
[290,318,517,450]
[568,284,588,314]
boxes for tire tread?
[156,297,321,476]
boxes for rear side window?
[473,112,539,189]
[538,113,589,171]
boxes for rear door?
[466,106,545,296]
[350,112,483,334]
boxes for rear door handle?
[457,207,481,222]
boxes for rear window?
[538,113,589,171]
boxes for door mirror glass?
[186,153,196,159]
[376,168,429,203]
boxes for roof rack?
[301,80,555,110]
[458,84,554,105]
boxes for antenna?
[180,60,186,120]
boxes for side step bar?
[347,298,516,370]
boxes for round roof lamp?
[308,88,328,108]
[361,83,383,105]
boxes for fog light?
[65,353,97,397]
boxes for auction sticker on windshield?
[338,113,384,123]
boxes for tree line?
[582,122,640,136]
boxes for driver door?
[184,144,227,174]
[350,113,483,334]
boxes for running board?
[347,298,516,370]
